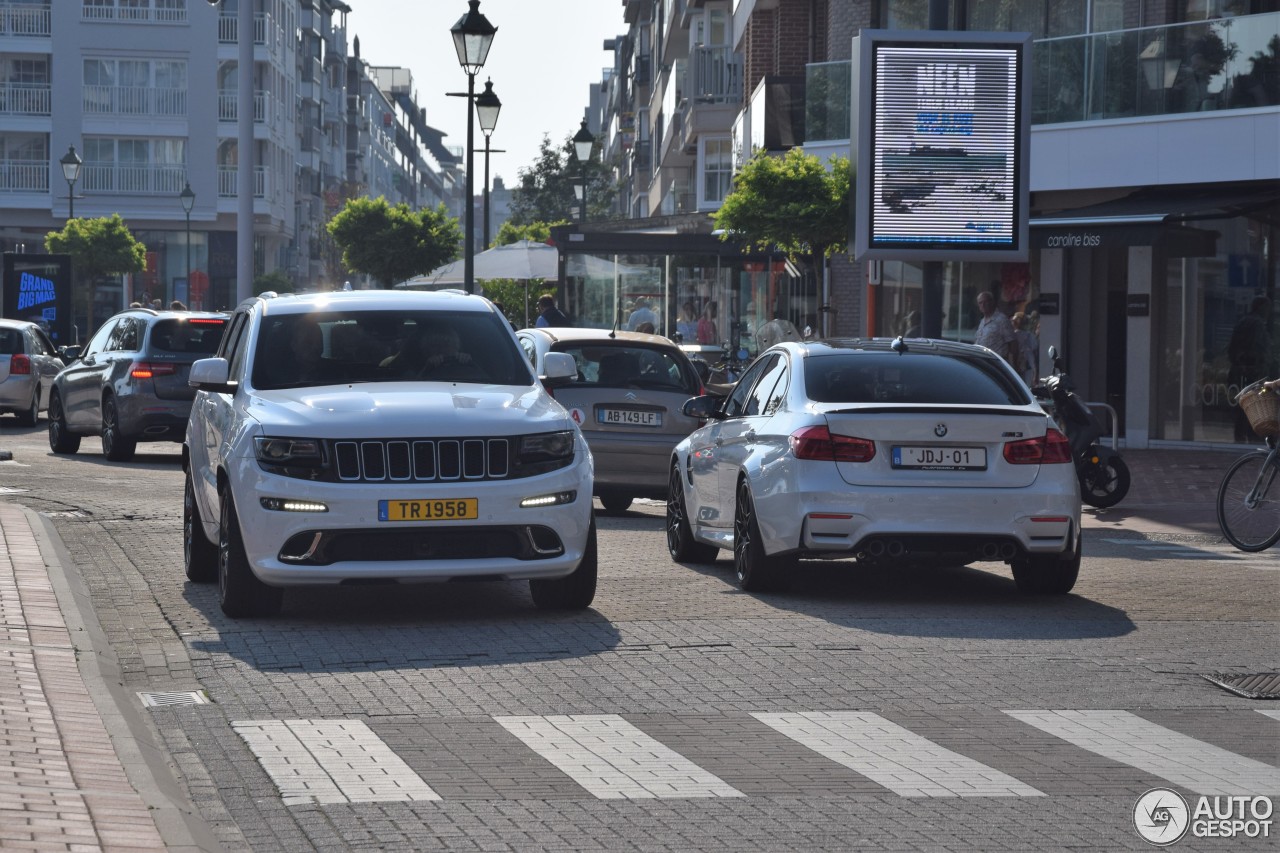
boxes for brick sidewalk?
[1078,447,1244,536]
[0,503,164,853]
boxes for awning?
[1029,182,1278,253]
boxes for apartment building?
[0,0,456,333]
[572,0,1278,448]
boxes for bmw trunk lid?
[820,406,1051,488]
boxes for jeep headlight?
[513,430,575,476]
[254,437,325,476]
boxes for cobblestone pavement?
[0,427,1275,852]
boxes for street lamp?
[474,79,502,250]
[450,0,496,294]
[59,145,82,220]
[571,119,594,224]
[180,182,195,305]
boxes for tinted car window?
[149,318,227,355]
[84,320,117,356]
[0,327,21,354]
[554,343,700,394]
[252,310,533,389]
[108,317,141,351]
[748,355,788,416]
[724,354,776,418]
[31,328,55,356]
[805,352,1028,405]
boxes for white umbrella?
[402,240,558,287]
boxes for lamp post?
[450,0,496,294]
[180,182,195,305]
[571,119,594,224]
[474,79,502,251]
[59,145,82,220]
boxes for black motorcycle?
[1033,346,1131,508]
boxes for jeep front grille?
[332,438,511,483]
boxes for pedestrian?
[626,297,658,332]
[1011,311,1038,385]
[676,301,699,342]
[169,300,187,310]
[696,301,719,345]
[535,293,571,328]
[973,290,1020,373]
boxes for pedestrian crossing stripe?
[232,720,440,805]
[752,711,1044,797]
[233,711,1280,806]
[495,714,744,799]
[1005,710,1280,795]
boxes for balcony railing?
[0,1,49,35]
[217,12,271,47]
[0,82,50,115]
[689,45,742,102]
[0,159,48,192]
[1033,11,1280,123]
[81,1,186,24]
[83,85,185,117]
[217,89,274,123]
[81,163,186,195]
[217,164,267,198]
[804,11,1280,143]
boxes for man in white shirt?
[625,297,658,332]
[973,290,1020,372]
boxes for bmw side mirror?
[57,345,81,363]
[682,394,725,420]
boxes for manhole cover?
[1203,673,1280,699]
[137,690,210,708]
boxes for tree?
[253,269,293,295]
[713,148,852,276]
[508,134,615,226]
[45,214,146,333]
[479,279,552,329]
[327,197,461,287]
[494,218,567,247]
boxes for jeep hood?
[247,383,571,437]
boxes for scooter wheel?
[1079,454,1130,508]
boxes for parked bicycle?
[1216,378,1280,552]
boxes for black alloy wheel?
[101,396,137,462]
[16,387,38,427]
[184,468,218,582]
[733,479,792,593]
[47,391,80,454]
[217,485,283,618]
[530,517,598,610]
[666,463,717,563]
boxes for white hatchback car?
[183,290,594,617]
[666,338,1082,595]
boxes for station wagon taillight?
[9,354,30,375]
[130,361,177,381]
[1003,428,1073,464]
[790,425,876,463]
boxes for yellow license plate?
[378,498,478,522]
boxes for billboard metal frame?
[853,29,1031,263]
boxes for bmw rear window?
[150,318,227,355]
[805,352,1028,405]
[554,344,701,394]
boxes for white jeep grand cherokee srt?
[183,290,593,617]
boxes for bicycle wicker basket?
[1237,379,1280,438]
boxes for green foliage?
[480,279,553,329]
[508,134,615,226]
[713,149,852,268]
[45,214,147,280]
[45,214,147,327]
[327,197,461,287]
[253,269,293,295]
[494,219,567,247]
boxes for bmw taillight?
[1004,428,1073,464]
[129,361,177,381]
[790,425,876,463]
[9,354,30,375]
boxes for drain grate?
[1203,673,1280,700]
[137,690,210,708]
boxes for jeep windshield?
[251,310,535,390]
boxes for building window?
[84,58,187,116]
[701,137,732,206]
[82,0,188,23]
[83,137,186,194]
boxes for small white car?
[666,338,1083,594]
[0,319,61,425]
[183,290,594,617]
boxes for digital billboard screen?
[853,31,1030,262]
